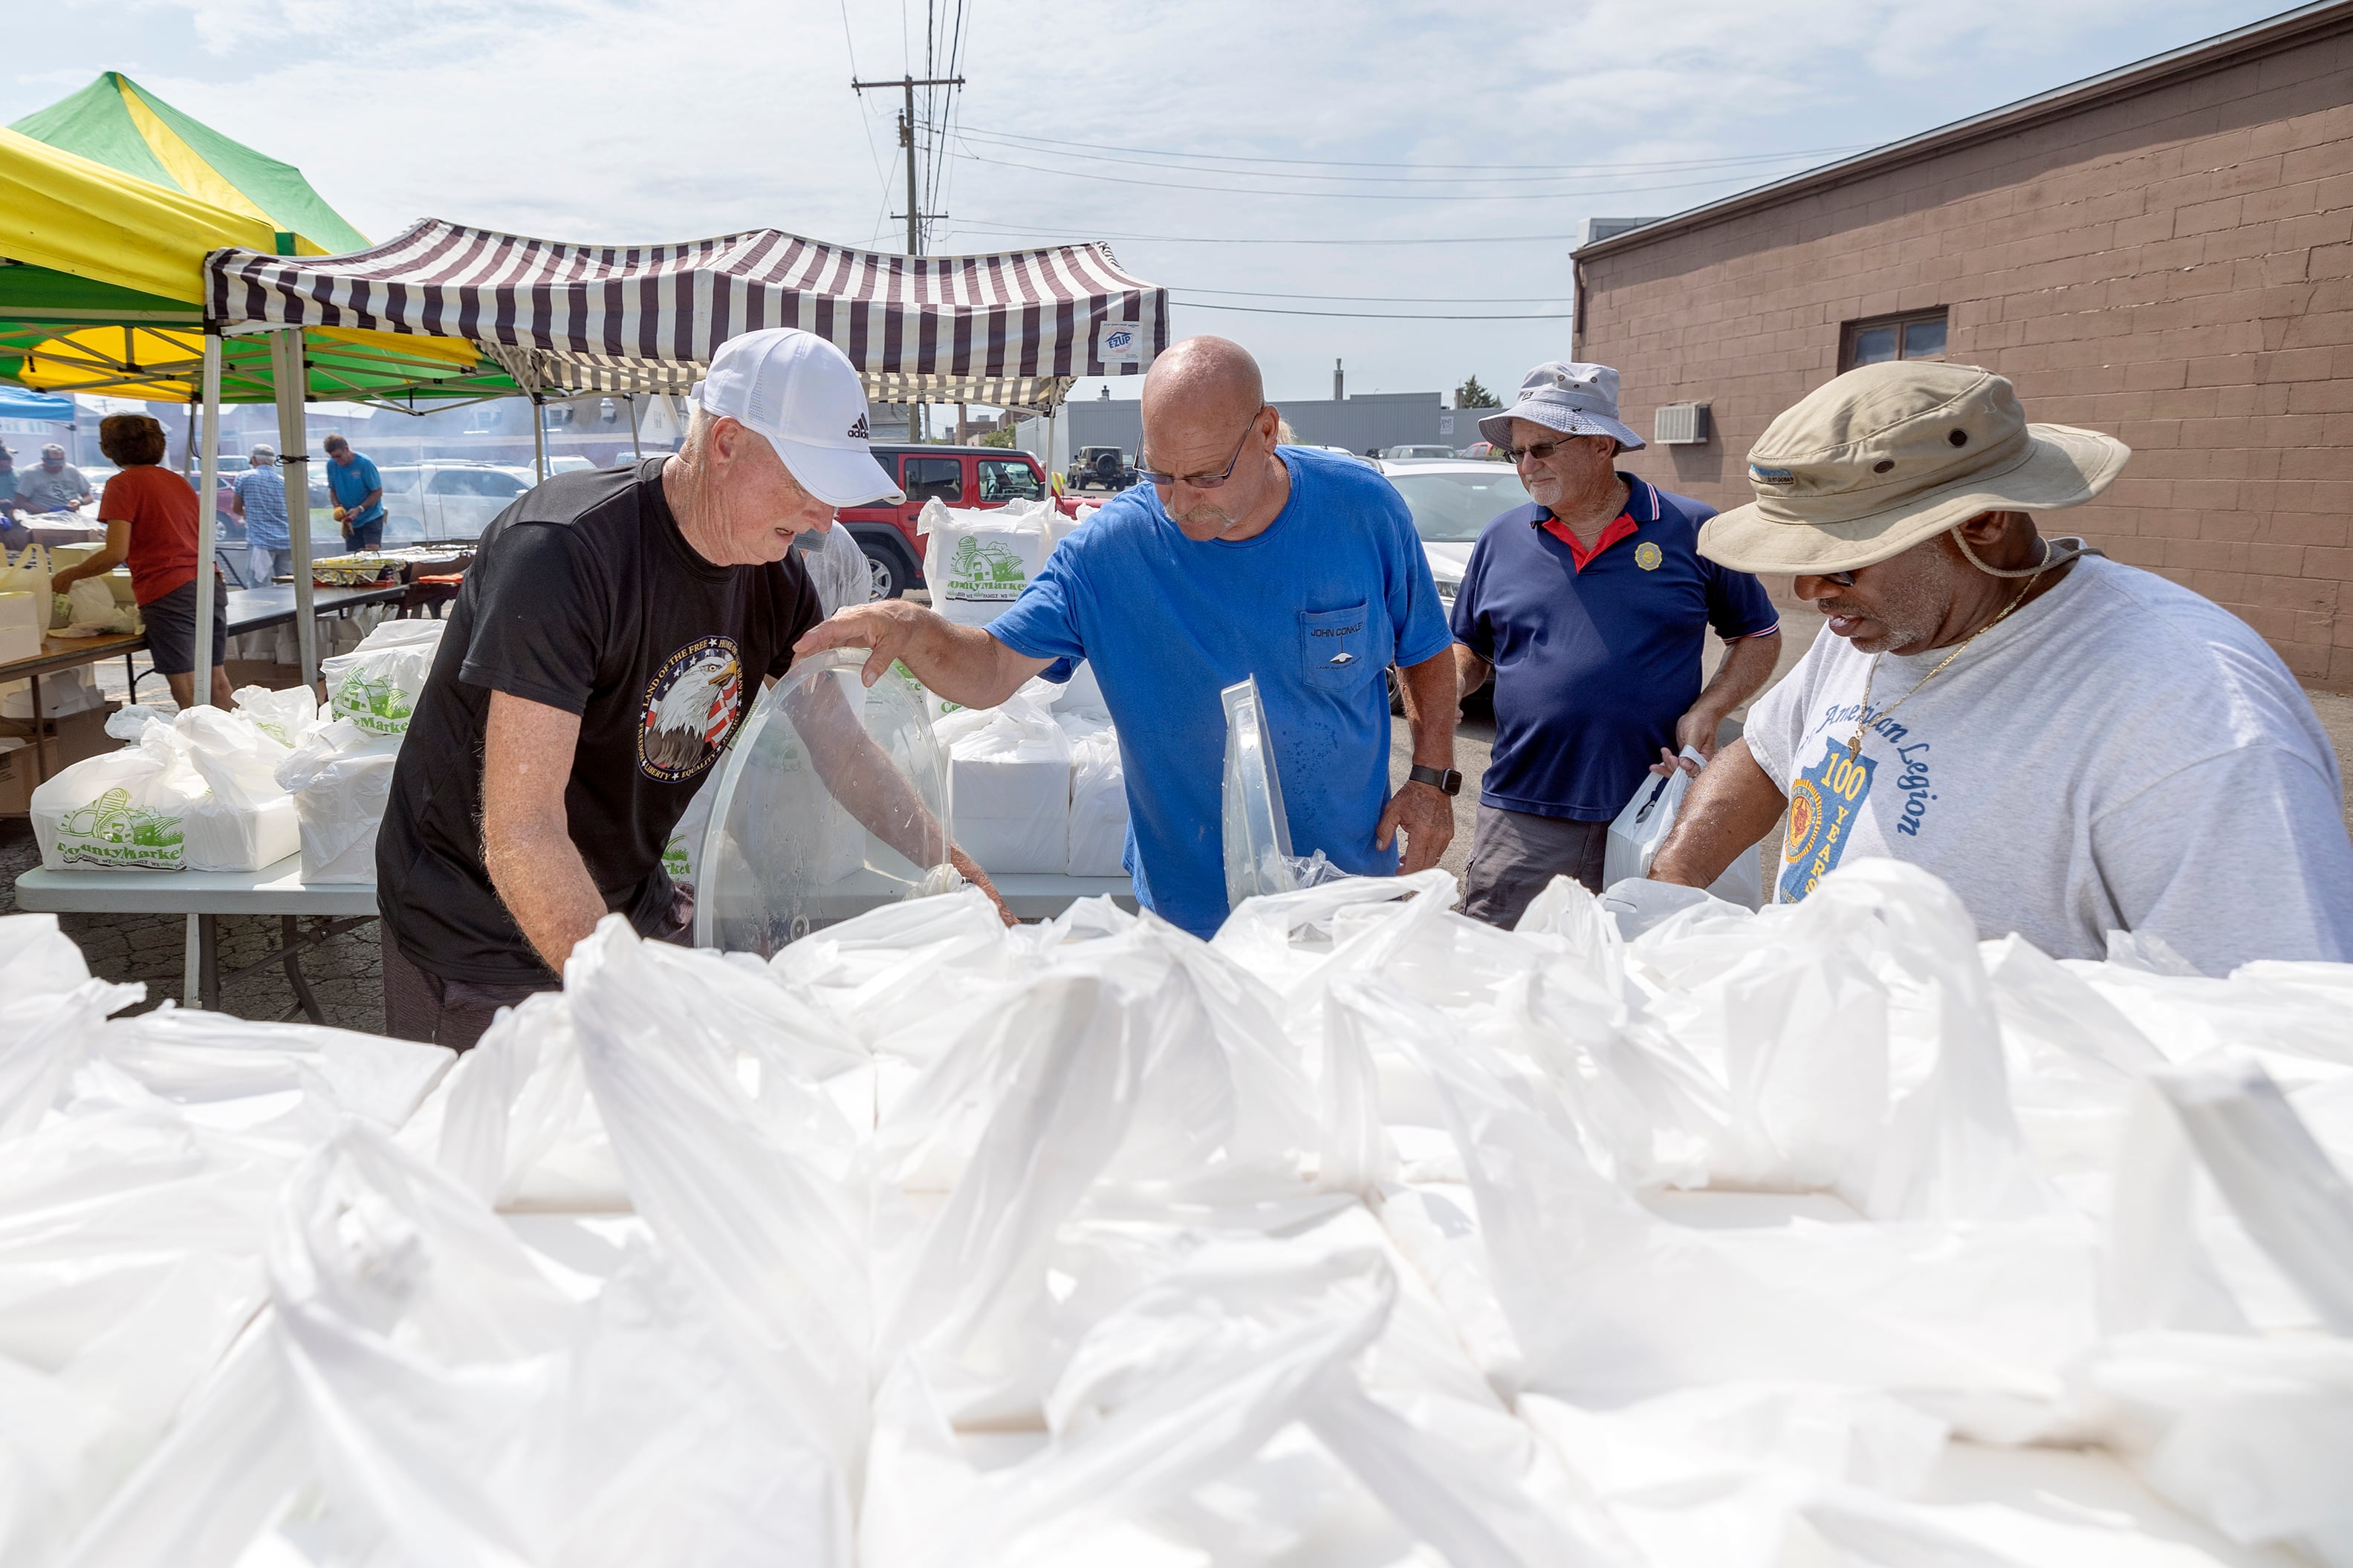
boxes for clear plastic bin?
[692,650,952,955]
[1221,674,1296,911]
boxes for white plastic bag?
[1062,715,1128,876]
[29,724,198,871]
[274,718,401,882]
[1603,746,1762,909]
[319,617,444,738]
[232,683,323,748]
[174,707,299,872]
[935,693,1071,874]
[918,496,1052,628]
[62,576,138,634]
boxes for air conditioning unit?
[1654,403,1710,446]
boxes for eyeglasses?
[1137,406,1269,489]
[1820,570,1858,587]
[1502,435,1599,464]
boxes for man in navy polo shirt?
[1451,362,1781,925]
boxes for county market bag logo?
[640,635,744,781]
[944,536,1029,602]
[332,666,415,737]
[56,786,184,869]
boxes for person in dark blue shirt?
[1452,362,1781,926]
[801,336,1461,938]
[322,432,386,551]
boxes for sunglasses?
[1137,406,1270,489]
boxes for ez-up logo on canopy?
[56,786,184,869]
[333,666,414,735]
[944,536,1029,601]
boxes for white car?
[366,461,539,544]
[1377,458,1531,605]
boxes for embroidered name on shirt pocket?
[1300,602,1375,685]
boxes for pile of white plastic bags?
[1,851,2347,1567]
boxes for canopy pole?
[532,394,547,482]
[270,328,319,688]
[626,392,643,461]
[191,332,222,709]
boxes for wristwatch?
[1407,764,1462,796]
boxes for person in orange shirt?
[51,414,232,710]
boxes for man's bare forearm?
[1649,738,1787,888]
[482,691,605,973]
[484,811,607,972]
[1452,643,1491,707]
[1396,651,1458,770]
[795,600,1047,708]
[1695,631,1781,722]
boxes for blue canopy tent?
[0,387,73,420]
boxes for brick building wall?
[1574,13,2353,689]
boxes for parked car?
[319,461,535,547]
[1377,458,1532,712]
[1381,444,1460,460]
[1307,446,1378,466]
[834,445,1062,599]
[1069,445,1136,492]
[1456,440,1507,461]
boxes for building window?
[1842,309,1948,372]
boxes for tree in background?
[1454,375,1500,410]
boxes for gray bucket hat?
[1478,361,1646,451]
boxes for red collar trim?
[1541,507,1640,571]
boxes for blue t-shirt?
[990,446,1453,937]
[233,468,291,549]
[1450,474,1778,822]
[326,452,384,525]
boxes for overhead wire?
[951,147,1844,201]
[1170,300,1571,321]
[950,123,1868,174]
[935,221,1596,245]
[839,0,897,249]
[947,126,1866,184]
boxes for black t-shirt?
[377,459,822,983]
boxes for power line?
[952,147,1835,201]
[952,122,1867,174]
[947,126,1865,186]
[1172,299,1571,322]
[935,221,1595,246]
[1179,284,1571,303]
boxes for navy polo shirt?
[1450,474,1778,822]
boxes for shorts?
[140,575,227,676]
[1459,803,1610,928]
[247,545,293,584]
[343,518,383,551]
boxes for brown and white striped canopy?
[205,219,1167,406]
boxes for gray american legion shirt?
[1745,555,2353,974]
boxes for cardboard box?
[0,703,123,815]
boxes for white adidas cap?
[689,328,904,507]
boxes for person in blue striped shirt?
[230,443,292,584]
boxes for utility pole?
[852,73,964,440]
[850,74,964,258]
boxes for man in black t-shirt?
[377,329,1007,1049]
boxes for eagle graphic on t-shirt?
[641,645,743,778]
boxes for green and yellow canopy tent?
[0,72,524,681]
[0,72,507,408]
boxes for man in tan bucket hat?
[1648,360,2353,972]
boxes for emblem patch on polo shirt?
[1635,541,1662,570]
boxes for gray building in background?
[1013,390,1452,475]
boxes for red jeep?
[834,445,1069,599]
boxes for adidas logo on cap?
[847,413,870,440]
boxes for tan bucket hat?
[1697,361,2130,576]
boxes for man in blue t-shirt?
[1452,362,1781,926]
[799,336,1461,938]
[322,432,386,550]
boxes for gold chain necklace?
[1844,551,2051,761]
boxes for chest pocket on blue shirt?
[1300,601,1377,686]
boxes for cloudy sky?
[2,0,2293,408]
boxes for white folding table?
[13,859,377,1021]
[14,857,1138,1021]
